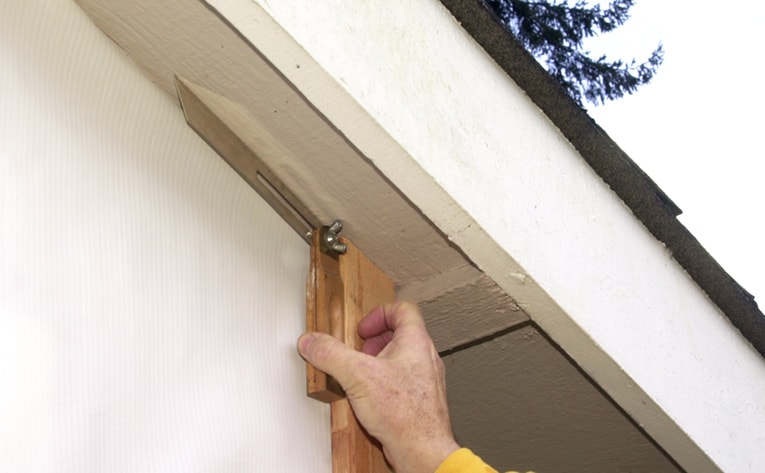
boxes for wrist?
[394,436,460,473]
[429,437,461,472]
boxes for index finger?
[358,300,426,339]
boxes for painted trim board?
[437,0,764,357]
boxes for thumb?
[297,332,362,388]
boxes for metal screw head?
[328,220,343,235]
[330,241,347,254]
[319,219,347,255]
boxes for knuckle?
[397,300,420,315]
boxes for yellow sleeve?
[434,448,534,473]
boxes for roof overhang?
[74,0,765,471]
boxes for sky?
[581,0,764,305]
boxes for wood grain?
[306,230,345,402]
[306,232,394,472]
[332,237,394,473]
[175,76,317,241]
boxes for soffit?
[445,325,682,473]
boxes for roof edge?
[439,0,764,357]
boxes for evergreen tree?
[485,0,663,106]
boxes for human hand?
[297,301,460,473]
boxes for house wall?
[0,1,329,472]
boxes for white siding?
[0,1,330,471]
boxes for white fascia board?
[207,1,765,471]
